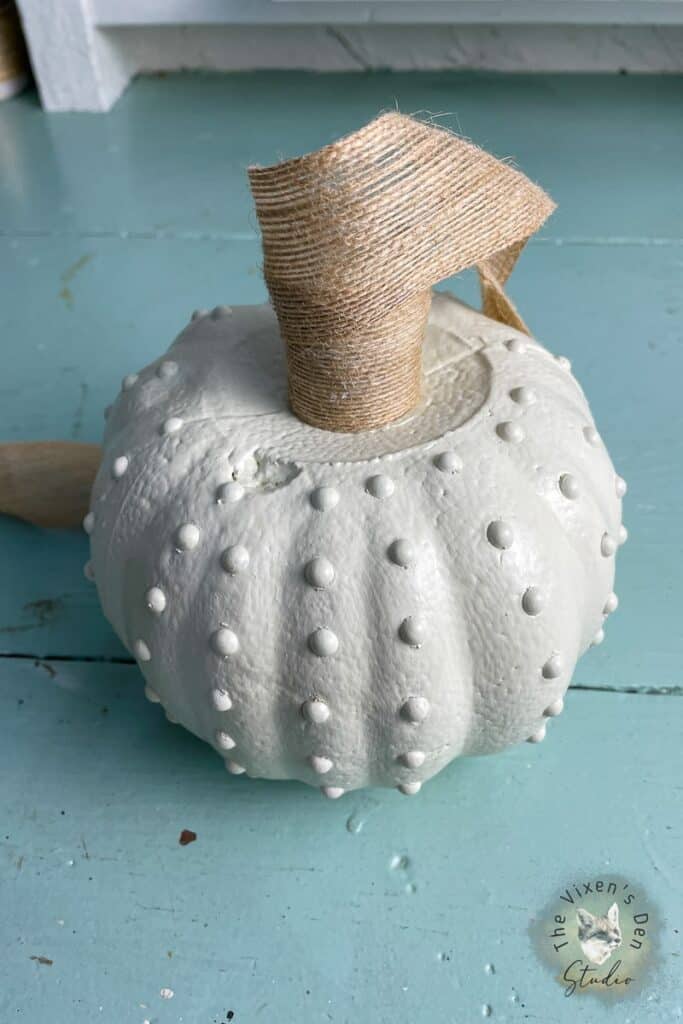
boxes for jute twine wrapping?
[248,112,555,433]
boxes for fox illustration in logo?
[576,902,622,965]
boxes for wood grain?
[0,656,680,1022]
[0,72,680,1023]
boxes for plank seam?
[0,652,680,695]
[1,229,683,246]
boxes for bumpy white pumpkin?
[87,292,625,796]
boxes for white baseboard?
[16,2,683,112]
[121,23,683,76]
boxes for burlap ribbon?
[249,113,555,433]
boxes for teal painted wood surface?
[1,658,681,1023]
[1,73,682,1022]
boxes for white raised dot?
[496,421,524,444]
[215,729,236,750]
[618,524,628,545]
[175,523,200,551]
[542,654,563,679]
[144,685,161,704]
[398,781,422,796]
[559,473,580,500]
[591,627,605,646]
[161,416,183,435]
[522,587,543,616]
[133,639,151,662]
[83,560,95,582]
[399,750,426,769]
[365,474,394,499]
[157,360,178,379]
[122,373,138,391]
[310,485,339,511]
[615,475,628,498]
[401,696,430,723]
[321,786,344,799]
[211,628,239,656]
[505,338,526,354]
[210,687,232,712]
[305,557,335,589]
[601,532,617,557]
[399,616,426,647]
[487,520,513,550]
[509,385,536,406]
[145,586,166,614]
[216,481,244,504]
[112,455,129,479]
[191,309,207,321]
[82,512,95,534]
[389,539,415,568]
[544,698,564,717]
[584,425,601,447]
[221,544,250,574]
[308,627,338,657]
[434,450,463,473]
[555,355,571,371]
[226,760,245,775]
[309,755,333,775]
[210,305,232,319]
[302,698,330,724]
[604,592,619,615]
[527,723,547,743]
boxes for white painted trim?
[17,0,132,111]
[16,0,683,111]
[93,0,683,28]
[117,22,683,75]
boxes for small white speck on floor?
[56,919,64,926]
[160,987,174,1000]
[390,853,410,871]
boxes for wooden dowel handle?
[0,442,101,529]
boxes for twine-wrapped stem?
[249,113,555,433]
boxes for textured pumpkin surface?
[89,292,624,794]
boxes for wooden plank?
[0,656,680,1021]
[0,74,681,241]
[1,232,680,692]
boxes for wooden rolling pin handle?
[0,442,101,529]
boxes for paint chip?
[179,829,197,846]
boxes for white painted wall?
[16,1,683,111]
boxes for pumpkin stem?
[248,113,554,434]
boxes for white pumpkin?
[87,291,625,796]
